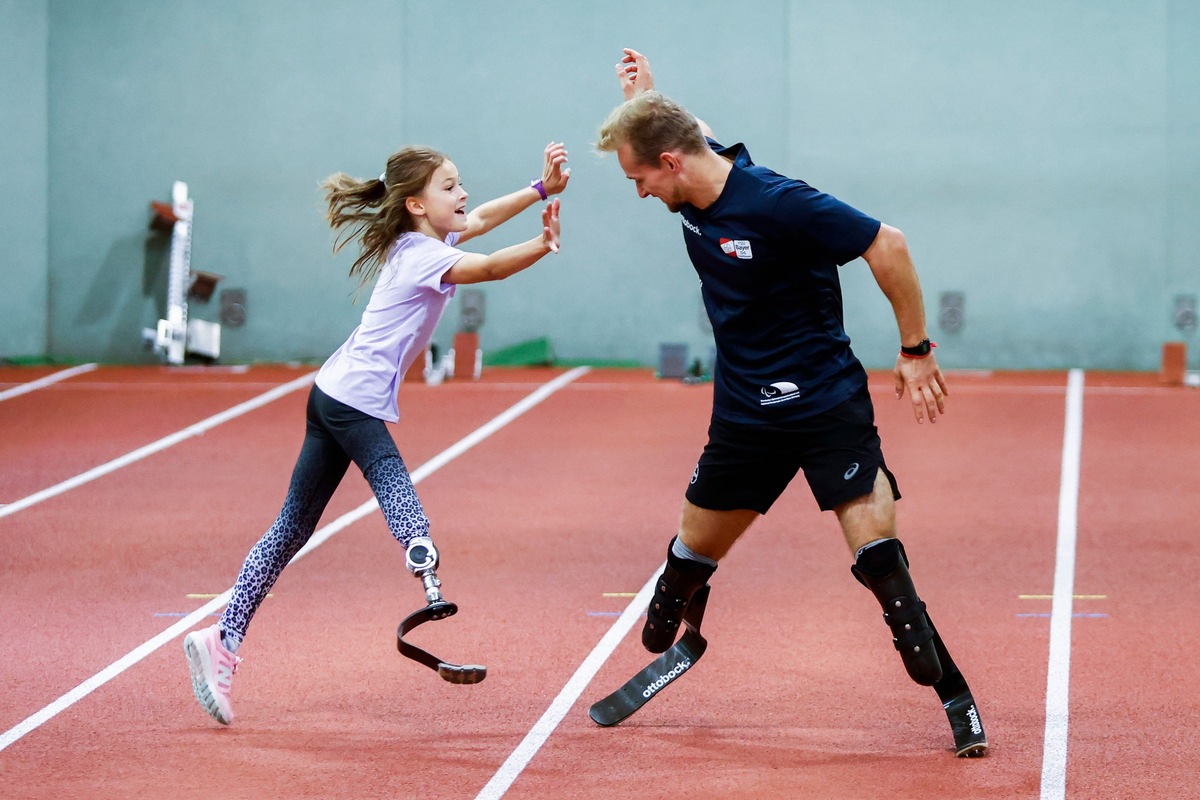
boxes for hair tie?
[379,172,387,187]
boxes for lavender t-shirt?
[315,231,462,422]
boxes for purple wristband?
[530,179,548,201]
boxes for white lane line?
[0,363,98,402]
[474,564,663,800]
[0,366,589,753]
[1040,368,1085,800]
[0,372,317,520]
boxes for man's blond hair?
[596,91,707,167]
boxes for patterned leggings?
[220,385,429,648]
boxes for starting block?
[405,347,432,383]
[405,335,482,385]
[452,332,482,380]
[142,181,222,363]
[1160,342,1187,385]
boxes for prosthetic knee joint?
[405,536,444,606]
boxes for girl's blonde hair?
[321,146,448,288]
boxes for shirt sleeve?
[773,182,881,265]
[412,235,465,294]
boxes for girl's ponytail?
[321,146,446,289]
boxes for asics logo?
[843,463,860,480]
[641,658,692,699]
[759,381,799,406]
[681,217,701,236]
[966,705,982,735]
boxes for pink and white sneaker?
[184,624,241,725]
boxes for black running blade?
[589,627,706,726]
[589,584,711,726]
[397,601,487,684]
[437,662,488,684]
[943,691,988,757]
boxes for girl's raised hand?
[616,48,654,100]
[541,197,561,254]
[541,142,571,195]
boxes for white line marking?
[0,372,317,520]
[1040,368,1084,800]
[475,562,663,800]
[0,363,98,402]
[0,367,589,753]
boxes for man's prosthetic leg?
[395,536,487,684]
[928,617,987,757]
[851,538,942,685]
[852,538,988,757]
[590,537,717,726]
[642,536,717,653]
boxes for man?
[596,49,986,757]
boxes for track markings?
[1040,368,1085,800]
[1019,593,1108,618]
[154,593,274,616]
[474,565,663,800]
[0,367,590,754]
[0,363,97,402]
[0,371,318,520]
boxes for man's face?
[616,142,686,213]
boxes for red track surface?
[1,365,1197,799]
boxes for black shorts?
[685,386,900,514]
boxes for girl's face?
[413,160,468,237]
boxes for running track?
[0,364,1197,799]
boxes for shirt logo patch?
[720,238,753,259]
[759,381,799,406]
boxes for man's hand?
[616,48,654,99]
[894,354,948,424]
[540,141,571,195]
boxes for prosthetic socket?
[851,538,943,686]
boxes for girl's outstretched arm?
[444,198,561,285]
[457,142,570,245]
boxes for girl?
[184,141,569,725]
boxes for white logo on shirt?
[759,381,799,406]
[681,217,702,236]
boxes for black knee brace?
[851,538,943,686]
[642,537,716,654]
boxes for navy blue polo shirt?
[680,141,882,424]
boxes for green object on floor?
[483,337,555,367]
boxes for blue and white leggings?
[219,384,428,649]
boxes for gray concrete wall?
[30,1,1200,368]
